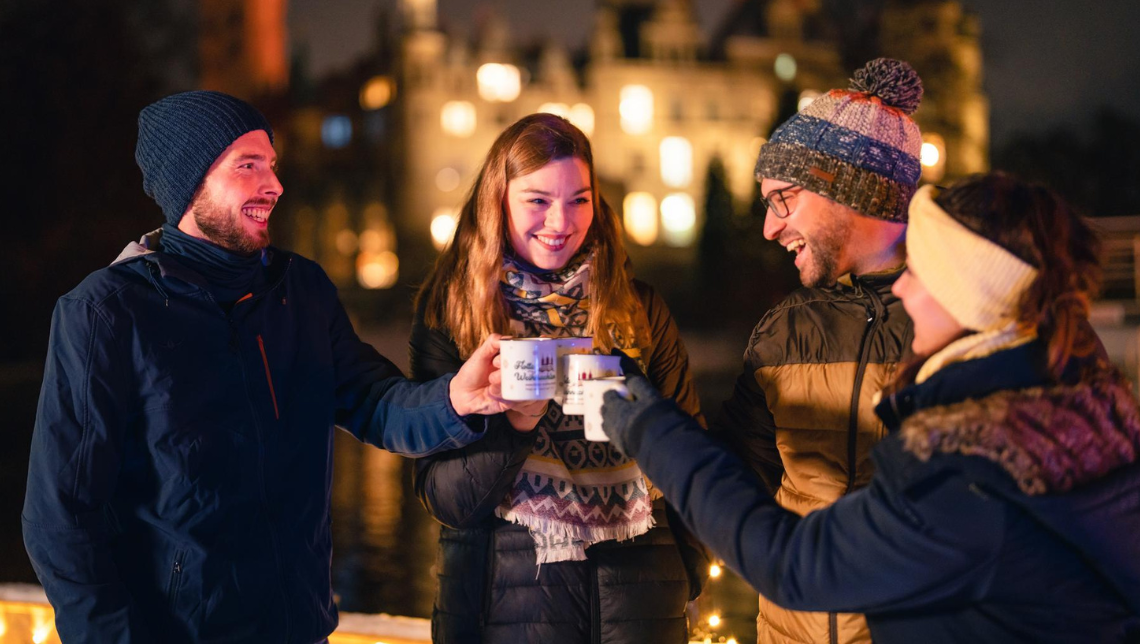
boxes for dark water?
[0,323,759,642]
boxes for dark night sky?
[289,0,1140,149]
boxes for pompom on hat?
[135,91,274,225]
[754,58,924,223]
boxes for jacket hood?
[112,228,163,265]
[899,364,1140,495]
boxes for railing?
[0,585,721,644]
[0,584,430,644]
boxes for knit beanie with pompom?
[754,58,924,222]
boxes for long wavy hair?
[895,172,1102,386]
[416,113,643,358]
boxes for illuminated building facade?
[278,0,988,289]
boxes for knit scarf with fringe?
[494,249,656,564]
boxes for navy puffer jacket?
[411,281,710,644]
[23,234,485,644]
[611,341,1140,643]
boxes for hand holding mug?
[450,333,514,416]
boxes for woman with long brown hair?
[600,172,1140,642]
[411,113,708,643]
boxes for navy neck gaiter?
[160,223,266,305]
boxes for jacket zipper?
[590,559,601,644]
[167,549,186,610]
[831,280,884,644]
[845,281,885,495]
[257,334,280,420]
[235,322,291,640]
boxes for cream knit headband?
[907,184,1039,332]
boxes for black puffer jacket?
[411,280,709,644]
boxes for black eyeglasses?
[759,186,802,219]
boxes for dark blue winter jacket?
[608,342,1140,643]
[22,233,485,644]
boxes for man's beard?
[798,211,852,288]
[191,194,272,255]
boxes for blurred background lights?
[356,250,399,289]
[709,563,722,578]
[321,115,352,149]
[359,75,395,110]
[921,142,941,167]
[707,614,722,628]
[435,167,461,192]
[335,229,358,255]
[430,208,459,250]
[476,63,521,102]
[661,192,697,246]
[538,102,569,118]
[441,101,476,137]
[619,85,653,135]
[568,103,595,137]
[660,136,693,188]
[920,132,947,182]
[774,53,797,82]
[622,192,658,246]
[798,89,821,111]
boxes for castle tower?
[641,0,702,62]
[199,0,288,99]
[880,0,988,180]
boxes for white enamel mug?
[561,354,623,415]
[554,337,594,406]
[499,338,558,401]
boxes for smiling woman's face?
[505,156,594,271]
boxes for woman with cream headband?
[598,173,1140,642]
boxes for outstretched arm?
[602,378,1004,614]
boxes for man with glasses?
[712,59,925,644]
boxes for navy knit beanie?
[135,91,274,225]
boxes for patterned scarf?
[495,249,656,564]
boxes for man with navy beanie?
[24,91,518,643]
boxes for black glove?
[607,347,645,377]
[600,374,665,457]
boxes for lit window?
[798,89,821,111]
[441,101,476,137]
[622,192,658,246]
[477,63,522,102]
[921,142,940,166]
[661,193,696,246]
[321,115,352,149]
[538,102,569,117]
[359,76,396,110]
[620,85,653,135]
[660,136,693,188]
[356,251,400,289]
[921,133,946,182]
[568,103,595,136]
[774,53,797,82]
[431,208,459,250]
